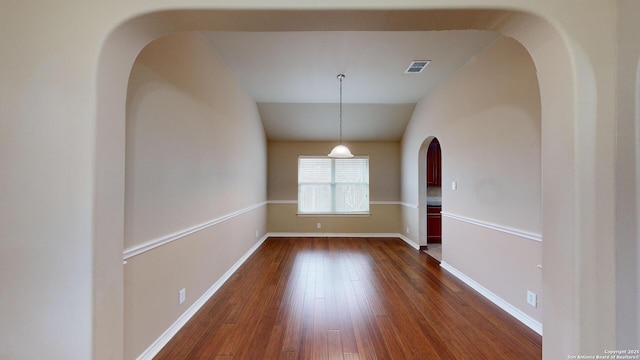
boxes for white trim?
[269,200,402,217]
[369,201,403,205]
[400,202,419,209]
[137,234,269,360]
[267,232,401,238]
[266,232,420,250]
[395,233,420,250]
[441,211,542,242]
[296,213,371,217]
[440,261,543,335]
[267,200,297,204]
[267,200,404,206]
[123,202,267,260]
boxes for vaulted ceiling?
[204,30,500,142]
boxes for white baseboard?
[395,234,420,250]
[267,232,420,250]
[136,234,269,360]
[440,261,543,335]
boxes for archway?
[95,8,604,359]
[417,136,436,249]
[418,136,443,261]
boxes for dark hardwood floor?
[155,237,542,359]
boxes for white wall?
[123,32,267,359]
[401,37,543,323]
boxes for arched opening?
[418,136,442,255]
[94,8,605,359]
[425,137,442,260]
[418,136,443,261]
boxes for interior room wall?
[267,142,401,235]
[401,37,543,323]
[616,0,640,348]
[123,32,267,359]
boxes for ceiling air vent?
[405,60,430,74]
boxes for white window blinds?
[298,156,369,214]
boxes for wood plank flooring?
[155,237,542,359]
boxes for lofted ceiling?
[204,30,500,142]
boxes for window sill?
[297,213,371,217]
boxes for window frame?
[297,155,370,216]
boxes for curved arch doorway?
[426,138,442,251]
[92,6,611,359]
[419,137,442,261]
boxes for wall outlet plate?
[179,288,186,305]
[527,290,537,308]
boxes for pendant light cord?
[328,74,353,158]
[338,74,345,143]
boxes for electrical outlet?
[527,290,537,308]
[406,226,410,234]
[255,230,259,238]
[317,223,321,229]
[179,288,186,305]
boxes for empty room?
[2,2,637,360]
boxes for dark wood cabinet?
[427,206,442,243]
[427,138,441,186]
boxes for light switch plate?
[451,181,457,190]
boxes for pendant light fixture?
[328,74,354,158]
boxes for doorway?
[93,8,603,359]
[425,138,442,261]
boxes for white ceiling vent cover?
[405,60,431,74]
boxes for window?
[298,156,369,214]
